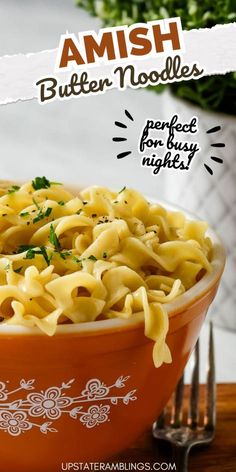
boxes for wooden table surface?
[115,384,236,472]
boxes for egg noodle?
[0,178,212,367]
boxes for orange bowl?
[0,207,225,472]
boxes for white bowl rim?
[0,189,226,336]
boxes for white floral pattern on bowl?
[0,376,137,436]
[28,388,72,420]
[0,411,32,436]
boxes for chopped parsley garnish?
[33,207,52,224]
[88,255,97,261]
[32,176,62,190]
[24,248,36,260]
[17,244,50,266]
[24,246,51,266]
[72,256,83,268]
[39,246,51,266]
[32,197,40,210]
[72,256,80,263]
[33,215,42,224]
[118,186,126,194]
[44,207,52,217]
[7,185,20,194]
[20,212,29,218]
[32,176,51,190]
[49,224,61,250]
[103,252,107,258]
[58,201,65,206]
[76,209,82,215]
[17,244,35,253]
[14,266,23,274]
[60,251,72,260]
[72,255,97,266]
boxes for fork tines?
[171,372,185,428]
[204,321,216,431]
[153,322,216,471]
[188,339,200,429]
[155,321,216,433]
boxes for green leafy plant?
[76,0,236,114]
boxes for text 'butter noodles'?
[0,178,212,367]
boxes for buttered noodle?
[0,179,212,367]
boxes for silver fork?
[153,322,216,472]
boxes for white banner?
[0,22,235,105]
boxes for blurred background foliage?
[76,0,236,115]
